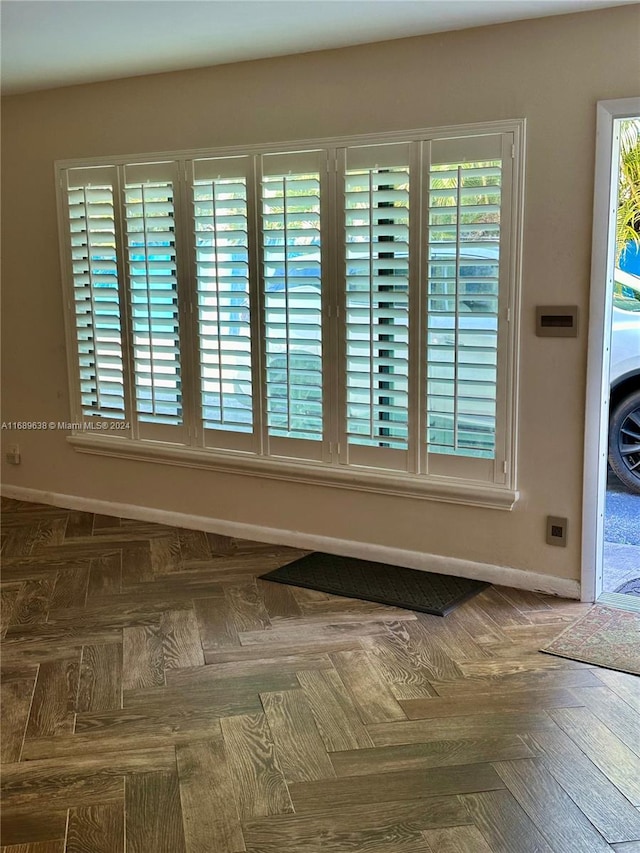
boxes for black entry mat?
[260,553,489,617]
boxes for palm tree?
[617,119,640,264]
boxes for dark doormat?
[259,552,489,617]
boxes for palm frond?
[616,119,640,263]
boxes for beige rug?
[541,604,640,675]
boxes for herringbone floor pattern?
[1,496,639,852]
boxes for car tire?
[608,389,640,495]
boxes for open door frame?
[582,97,640,603]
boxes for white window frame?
[56,119,525,510]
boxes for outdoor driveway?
[603,470,640,594]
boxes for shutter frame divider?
[178,157,201,448]
[114,163,137,436]
[408,139,423,475]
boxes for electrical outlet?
[546,516,567,547]
[5,445,21,465]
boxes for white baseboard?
[2,483,581,600]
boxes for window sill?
[67,433,519,510]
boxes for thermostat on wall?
[536,306,579,337]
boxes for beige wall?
[2,6,640,583]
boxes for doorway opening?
[583,99,640,610]
[603,116,640,604]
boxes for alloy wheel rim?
[619,405,640,481]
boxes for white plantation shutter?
[340,144,412,470]
[123,162,184,439]
[59,124,520,496]
[192,157,254,450]
[65,166,127,422]
[425,133,510,478]
[260,151,324,460]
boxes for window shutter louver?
[260,151,324,460]
[192,158,254,450]
[341,144,411,470]
[123,162,183,435]
[66,166,127,421]
[426,135,504,463]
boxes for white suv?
[609,268,640,494]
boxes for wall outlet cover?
[546,515,568,547]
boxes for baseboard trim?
[1,483,581,600]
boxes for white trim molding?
[2,483,580,599]
[67,433,519,510]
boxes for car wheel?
[608,389,640,495]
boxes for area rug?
[259,552,489,617]
[541,604,640,675]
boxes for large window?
[58,122,523,507]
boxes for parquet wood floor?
[1,496,639,852]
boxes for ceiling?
[1,0,636,95]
